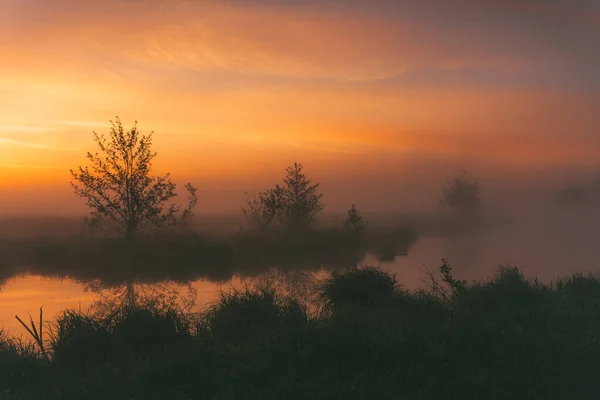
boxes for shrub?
[317,266,401,312]
[109,303,191,359]
[50,310,113,369]
[204,285,308,344]
[0,331,45,390]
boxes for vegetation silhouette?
[440,170,481,221]
[5,116,598,398]
[3,263,600,399]
[70,117,198,305]
[70,117,197,241]
[243,162,324,233]
[342,204,368,235]
[0,151,418,288]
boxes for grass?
[4,263,600,399]
[316,266,402,311]
[204,285,309,345]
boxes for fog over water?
[2,173,599,335]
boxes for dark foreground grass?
[4,264,600,399]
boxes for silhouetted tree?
[70,117,197,243]
[243,187,284,232]
[439,171,481,217]
[70,117,197,306]
[243,162,324,232]
[343,204,368,234]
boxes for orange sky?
[1,0,599,215]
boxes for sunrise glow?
[1,0,599,214]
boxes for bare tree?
[439,170,481,218]
[243,162,324,232]
[70,117,197,244]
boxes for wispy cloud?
[0,137,78,152]
[0,125,58,134]
[0,162,58,169]
[56,120,107,129]
[287,141,371,155]
[0,137,53,150]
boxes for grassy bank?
[3,263,600,399]
[0,225,418,284]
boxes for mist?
[1,154,599,288]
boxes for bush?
[0,331,45,390]
[317,266,402,312]
[204,285,308,344]
[110,303,191,359]
[50,310,114,369]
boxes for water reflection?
[3,208,600,337]
[82,279,199,317]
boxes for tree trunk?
[126,278,136,308]
[125,232,136,308]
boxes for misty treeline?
[69,117,482,241]
[0,118,481,287]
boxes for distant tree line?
[70,117,482,242]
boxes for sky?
[0,0,599,215]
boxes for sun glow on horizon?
[0,0,598,213]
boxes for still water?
[3,211,599,337]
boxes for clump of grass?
[50,309,113,369]
[204,285,308,344]
[0,330,45,391]
[50,302,192,368]
[554,272,600,305]
[451,265,557,333]
[14,307,49,362]
[316,266,402,312]
[109,302,191,359]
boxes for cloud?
[0,125,58,134]
[0,137,53,150]
[0,162,57,169]
[2,0,597,87]
[55,120,108,129]
[0,137,77,152]
[285,141,371,155]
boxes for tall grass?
[5,263,600,399]
[316,266,402,312]
[0,330,45,391]
[50,310,113,369]
[109,303,191,358]
[204,285,308,344]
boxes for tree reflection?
[243,267,320,305]
[82,279,198,317]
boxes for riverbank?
[2,263,600,399]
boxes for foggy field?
[1,195,599,286]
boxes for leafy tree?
[70,117,197,243]
[70,117,197,307]
[343,204,368,234]
[243,162,324,232]
[439,170,481,217]
[242,186,284,232]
